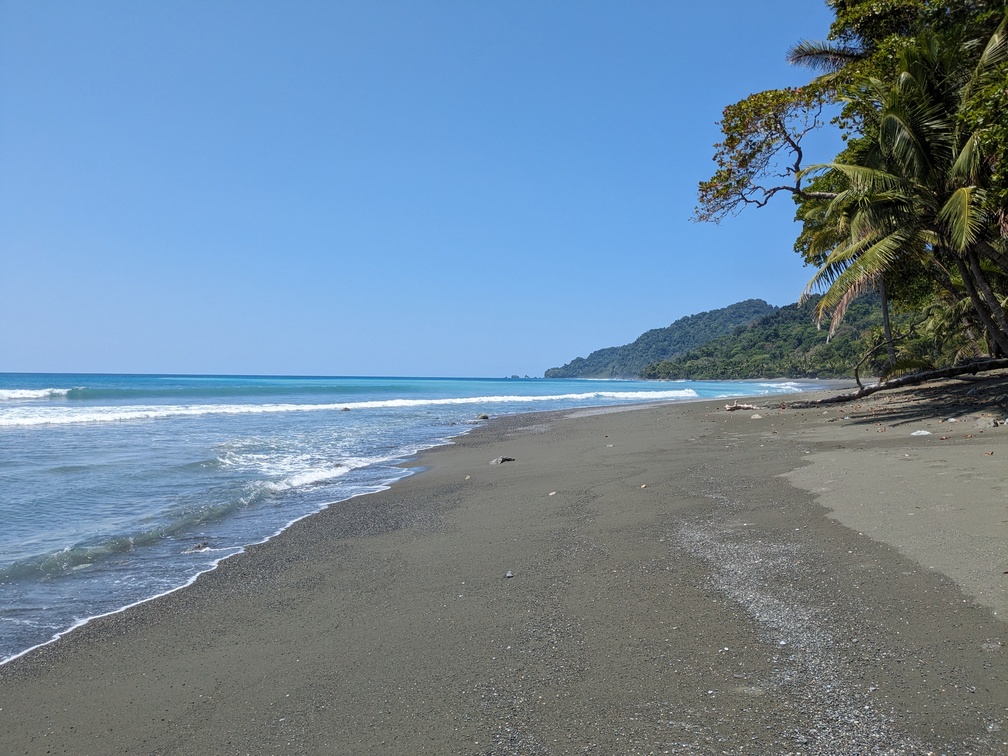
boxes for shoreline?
[0,382,827,668]
[1,379,1005,753]
[0,378,823,668]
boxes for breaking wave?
[0,389,700,427]
[0,388,73,401]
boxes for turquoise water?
[0,373,819,662]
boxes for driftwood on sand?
[724,401,758,411]
[785,358,1008,408]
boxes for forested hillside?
[545,299,775,378]
[641,296,912,379]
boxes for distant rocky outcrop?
[545,299,776,379]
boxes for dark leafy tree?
[803,21,1008,357]
[696,0,1008,373]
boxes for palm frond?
[937,186,988,253]
[825,278,876,337]
[801,232,874,302]
[826,163,908,195]
[956,20,1008,117]
[879,110,932,182]
[787,39,864,72]
[949,132,983,184]
[810,229,911,332]
[982,14,1008,65]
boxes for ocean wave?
[217,445,385,474]
[0,390,700,427]
[0,533,163,582]
[256,465,352,493]
[0,486,284,583]
[59,384,365,402]
[0,388,73,401]
[756,381,808,392]
[0,471,403,665]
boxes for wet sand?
[1,377,1006,754]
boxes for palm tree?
[802,16,1008,360]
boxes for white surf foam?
[756,382,806,393]
[0,389,701,427]
[258,465,354,493]
[0,388,73,401]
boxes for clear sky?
[1,1,839,377]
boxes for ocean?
[0,373,819,663]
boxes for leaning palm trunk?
[954,255,1008,356]
[878,277,896,365]
[977,239,1008,272]
[966,247,1008,340]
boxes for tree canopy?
[640,295,914,380]
[696,1,1008,374]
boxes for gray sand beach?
[1,377,1006,754]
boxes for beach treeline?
[696,0,1008,377]
[641,294,920,380]
[548,295,929,380]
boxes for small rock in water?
[477,414,489,420]
[489,456,515,465]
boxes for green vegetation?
[641,295,935,380]
[696,2,1008,374]
[545,299,774,378]
[553,4,1008,383]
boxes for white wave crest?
[0,389,700,427]
[259,466,351,493]
[756,382,807,393]
[227,448,380,476]
[0,388,73,401]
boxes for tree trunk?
[878,277,896,365]
[959,246,1008,356]
[955,256,1008,356]
[977,239,1008,272]
[788,358,1008,406]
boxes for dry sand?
[1,377,1006,754]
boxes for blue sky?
[1,1,839,377]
